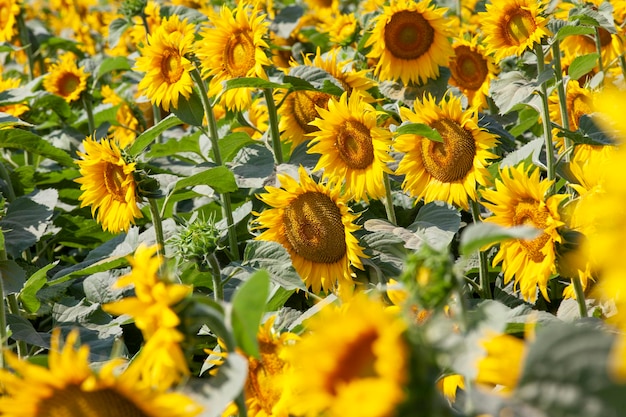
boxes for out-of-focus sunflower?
[366,0,454,85]
[75,136,143,233]
[318,12,358,45]
[481,164,568,302]
[43,52,89,103]
[448,35,498,111]
[282,293,408,417]
[196,1,271,111]
[475,333,527,393]
[394,94,499,210]
[0,71,28,117]
[479,0,551,63]
[276,48,376,147]
[0,329,202,417]
[254,166,366,294]
[307,92,394,202]
[0,0,20,42]
[101,85,141,149]
[134,15,195,112]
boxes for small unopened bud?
[172,215,220,269]
[120,0,147,19]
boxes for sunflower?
[308,92,394,202]
[75,136,143,233]
[134,16,195,112]
[448,35,498,111]
[276,48,376,147]
[0,329,202,417]
[43,52,89,103]
[282,293,408,417]
[101,85,141,149]
[479,0,551,62]
[196,1,271,111]
[475,333,527,393]
[0,71,29,117]
[318,12,358,45]
[0,0,19,42]
[254,166,366,294]
[394,94,499,210]
[481,164,567,302]
[366,0,454,85]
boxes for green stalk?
[263,88,283,164]
[16,9,35,82]
[0,278,6,368]
[0,162,16,202]
[148,198,166,259]
[470,200,492,299]
[382,172,397,226]
[190,68,240,261]
[208,253,224,301]
[619,54,626,84]
[534,43,556,195]
[82,94,96,136]
[6,294,27,357]
[594,26,606,78]
[551,41,573,163]
[572,274,588,317]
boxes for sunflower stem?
[235,390,249,417]
[594,26,606,80]
[82,94,96,136]
[148,198,166,259]
[534,43,556,195]
[263,88,284,165]
[208,253,224,301]
[572,276,588,318]
[6,294,27,358]
[0,162,17,202]
[470,200,492,299]
[16,8,35,82]
[190,68,240,261]
[551,41,573,163]
[0,282,6,368]
[382,172,397,226]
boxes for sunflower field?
[1,0,626,415]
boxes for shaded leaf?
[231,270,270,358]
[172,90,205,127]
[0,129,74,166]
[243,240,306,291]
[20,261,58,314]
[0,260,26,294]
[568,53,600,81]
[460,222,540,256]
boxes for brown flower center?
[161,49,184,84]
[512,200,550,263]
[283,191,347,264]
[39,385,148,417]
[58,73,81,97]
[420,118,476,183]
[335,119,375,169]
[325,329,378,394]
[384,10,434,60]
[503,8,537,46]
[224,30,257,78]
[292,91,331,133]
[103,163,128,203]
[449,45,489,91]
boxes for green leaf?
[221,78,287,92]
[49,255,129,286]
[128,114,183,156]
[410,201,461,250]
[557,114,616,146]
[287,65,345,94]
[378,67,451,103]
[556,25,596,40]
[0,112,32,129]
[231,269,270,358]
[490,70,551,114]
[0,129,74,166]
[171,90,204,127]
[174,166,238,194]
[96,56,131,81]
[460,222,540,256]
[6,314,49,348]
[569,53,600,81]
[243,241,306,291]
[108,18,131,49]
[0,260,26,294]
[395,122,443,142]
[212,131,256,163]
[20,262,58,314]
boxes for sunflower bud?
[400,245,455,310]
[172,215,220,269]
[120,0,147,19]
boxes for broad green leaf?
[48,255,129,285]
[108,18,131,49]
[0,189,58,258]
[378,67,451,103]
[395,122,443,142]
[146,130,203,159]
[243,240,306,291]
[569,53,600,81]
[557,114,616,146]
[128,113,183,156]
[460,222,540,256]
[221,78,287,92]
[0,260,26,295]
[287,65,344,94]
[0,129,74,166]
[174,166,238,194]
[95,56,131,81]
[6,314,49,348]
[172,90,204,127]
[231,269,270,358]
[0,112,32,128]
[410,201,461,250]
[556,25,595,40]
[20,261,58,314]
[212,131,256,163]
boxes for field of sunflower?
[1,0,626,415]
